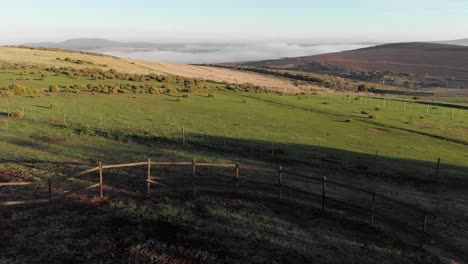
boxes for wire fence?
[1,159,467,258]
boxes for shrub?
[374,107,380,111]
[9,84,27,95]
[361,111,369,115]
[207,93,215,98]
[322,102,328,105]
[182,94,189,98]
[10,109,25,118]
[357,84,368,92]
[345,119,352,123]
[1,91,14,97]
[48,85,60,92]
[369,115,375,119]
[242,100,247,103]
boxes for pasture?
[1,53,467,262]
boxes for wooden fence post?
[235,162,240,193]
[99,162,103,198]
[48,179,52,204]
[63,109,67,127]
[147,158,151,197]
[322,176,327,211]
[435,158,441,182]
[371,191,376,225]
[373,151,378,174]
[420,208,428,248]
[6,100,10,117]
[99,113,103,131]
[182,125,185,145]
[192,159,196,194]
[277,165,283,200]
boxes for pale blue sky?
[1,0,467,44]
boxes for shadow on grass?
[2,126,467,262]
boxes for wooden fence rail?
[0,182,42,187]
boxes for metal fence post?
[99,162,103,198]
[420,208,428,248]
[277,165,283,200]
[192,159,196,194]
[371,191,376,225]
[235,162,240,193]
[47,179,52,204]
[322,176,327,211]
[147,158,151,197]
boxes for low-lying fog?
[93,43,371,64]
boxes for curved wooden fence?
[0,159,274,205]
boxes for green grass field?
[1,59,468,263]
[2,91,466,165]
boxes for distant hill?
[23,38,225,53]
[310,42,468,78]
[436,38,468,46]
[24,38,167,51]
[227,42,468,88]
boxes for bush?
[345,119,352,123]
[374,107,380,111]
[48,85,60,92]
[361,111,369,115]
[369,115,375,119]
[9,84,27,95]
[10,109,24,118]
[207,93,215,98]
[1,91,14,97]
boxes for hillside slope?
[436,38,468,46]
[229,43,468,88]
[0,46,306,91]
[311,43,468,79]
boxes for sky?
[1,0,467,45]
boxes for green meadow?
[1,63,468,263]
[1,90,466,167]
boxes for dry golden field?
[0,47,313,92]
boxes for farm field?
[0,48,468,263]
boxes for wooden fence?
[1,159,467,251]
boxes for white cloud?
[95,43,371,64]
